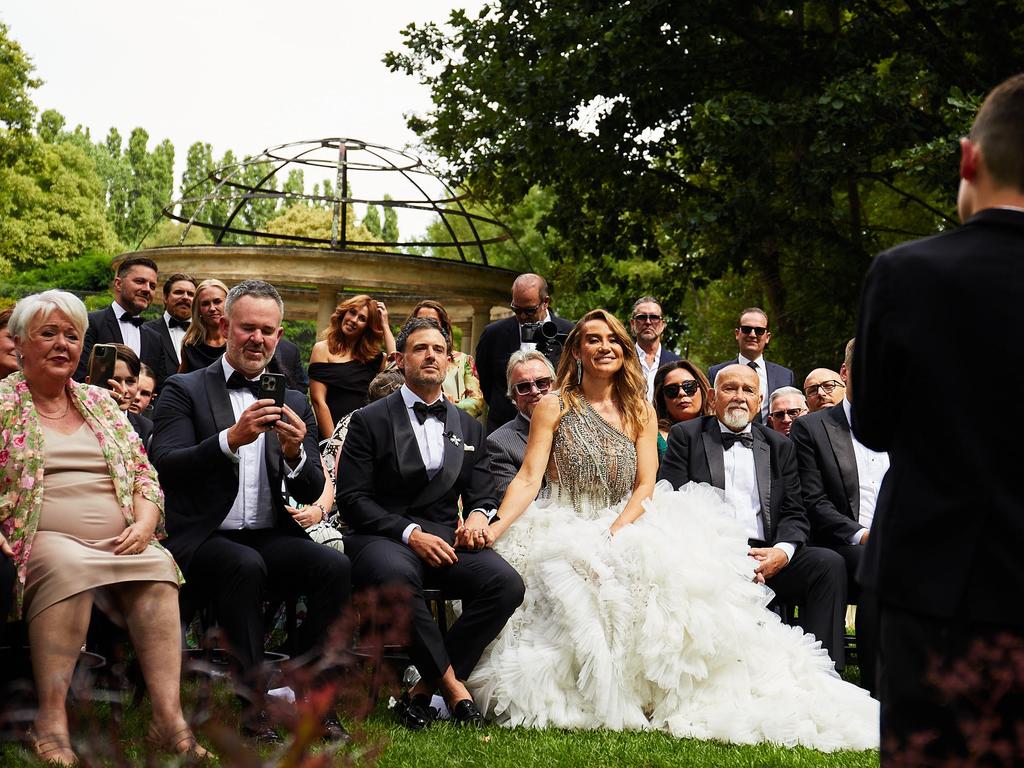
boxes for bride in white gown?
[465,309,878,751]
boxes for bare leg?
[410,665,471,707]
[28,592,94,765]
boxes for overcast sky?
[1,0,483,234]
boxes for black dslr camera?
[520,320,567,355]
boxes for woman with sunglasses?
[652,361,712,461]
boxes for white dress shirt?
[737,354,769,420]
[636,342,663,401]
[843,397,889,543]
[719,421,795,562]
[110,301,141,357]
[164,311,187,363]
[216,356,306,530]
[519,311,554,352]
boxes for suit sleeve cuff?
[469,508,498,523]
[775,542,796,563]
[284,444,307,477]
[402,523,421,545]
[219,429,240,463]
[850,528,868,545]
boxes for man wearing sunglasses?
[803,368,845,412]
[765,387,808,438]
[630,296,680,400]
[707,307,793,423]
[475,274,573,434]
[486,350,557,498]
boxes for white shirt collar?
[163,310,173,325]
[738,353,765,367]
[842,395,853,425]
[400,383,444,409]
[220,355,262,383]
[519,310,553,328]
[111,301,130,319]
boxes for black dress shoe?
[450,698,484,726]
[242,710,283,745]
[394,693,435,731]
[322,713,351,743]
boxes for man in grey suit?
[485,350,556,498]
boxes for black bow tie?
[722,431,754,450]
[226,371,260,398]
[119,313,145,328]
[413,400,447,425]
[168,317,190,330]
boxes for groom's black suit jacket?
[149,361,325,574]
[853,207,1024,624]
[657,415,809,548]
[74,304,162,383]
[789,404,867,548]
[337,390,497,544]
[141,316,182,392]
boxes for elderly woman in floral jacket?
[0,290,206,764]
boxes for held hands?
[114,520,156,555]
[408,528,458,567]
[286,503,323,528]
[455,511,494,551]
[749,546,789,583]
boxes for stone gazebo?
[126,139,518,351]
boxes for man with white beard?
[659,364,849,669]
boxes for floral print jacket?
[0,372,174,620]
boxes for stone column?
[316,285,337,333]
[469,303,491,355]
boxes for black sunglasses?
[663,380,700,399]
[738,325,768,337]
[632,313,663,323]
[510,302,544,316]
[769,408,806,421]
[513,377,553,395]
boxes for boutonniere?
[444,431,462,447]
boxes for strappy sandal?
[29,732,79,766]
[146,725,212,760]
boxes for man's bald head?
[804,367,845,412]
[510,273,551,323]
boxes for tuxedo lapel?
[825,405,859,518]
[386,391,429,487]
[700,420,726,489]
[203,362,237,435]
[752,428,773,541]
[157,320,176,362]
[104,306,126,344]
[411,400,464,509]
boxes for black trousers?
[0,553,15,645]
[186,529,351,674]
[346,534,524,684]
[878,604,1024,766]
[756,541,847,669]
[834,544,879,697]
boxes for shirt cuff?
[468,508,498,523]
[219,429,240,463]
[284,444,307,478]
[850,528,869,545]
[402,523,421,545]
[774,542,796,563]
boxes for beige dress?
[23,422,177,622]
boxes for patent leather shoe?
[450,698,484,726]
[394,693,436,731]
[322,712,351,743]
[241,710,283,745]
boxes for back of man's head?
[971,73,1024,192]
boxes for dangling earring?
[575,358,583,385]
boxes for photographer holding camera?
[475,274,573,434]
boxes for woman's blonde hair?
[322,294,384,362]
[554,308,649,439]
[182,278,229,347]
[9,290,88,340]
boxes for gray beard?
[722,407,750,431]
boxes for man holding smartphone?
[150,280,351,743]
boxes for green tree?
[280,168,305,209]
[382,194,399,243]
[179,141,214,221]
[387,0,1024,374]
[0,22,41,165]
[362,202,382,237]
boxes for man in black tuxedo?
[150,280,351,742]
[142,273,195,392]
[486,349,555,498]
[475,273,573,433]
[659,363,848,668]
[790,339,885,697]
[630,296,680,401]
[853,75,1024,763]
[707,307,794,423]
[74,256,161,382]
[337,317,525,729]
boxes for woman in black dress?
[178,278,228,373]
[308,294,395,438]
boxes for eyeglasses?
[632,313,663,324]
[738,325,768,337]
[510,302,544,316]
[513,377,553,395]
[804,380,845,397]
[769,408,806,421]
[663,380,700,399]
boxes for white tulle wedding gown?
[468,399,878,751]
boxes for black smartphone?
[258,373,286,408]
[88,344,117,388]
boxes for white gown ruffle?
[468,480,879,752]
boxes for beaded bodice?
[548,397,637,517]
